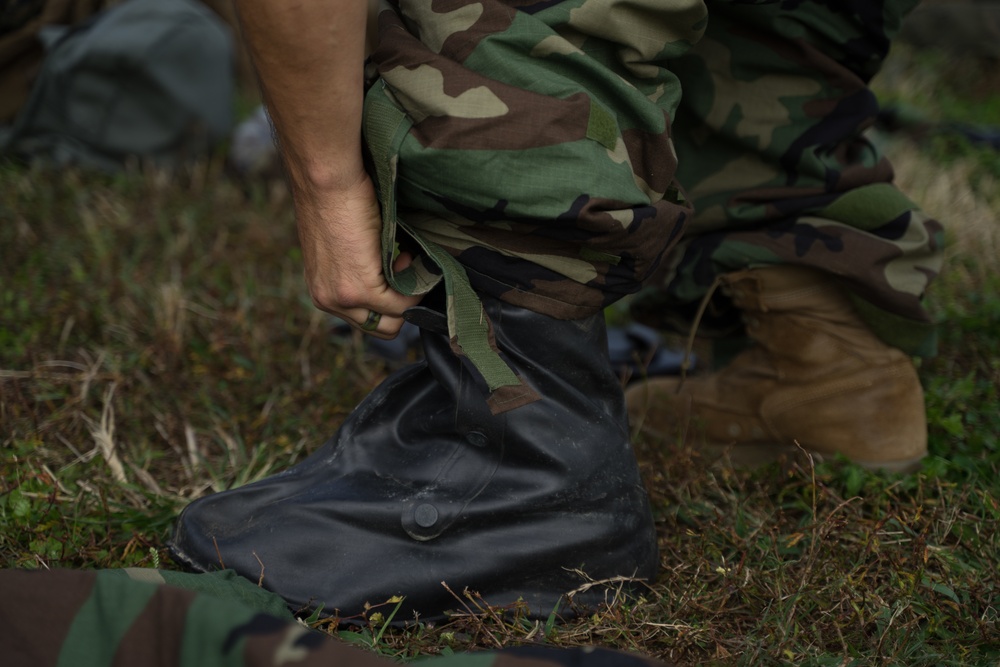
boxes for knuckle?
[309,293,332,313]
[309,280,365,312]
[336,287,366,310]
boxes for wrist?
[288,157,371,205]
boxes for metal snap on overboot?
[414,503,438,528]
[465,431,488,447]
[404,500,446,541]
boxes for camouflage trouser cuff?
[363,80,538,414]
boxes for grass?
[2,47,1000,665]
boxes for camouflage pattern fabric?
[1,568,674,667]
[367,0,705,321]
[366,0,943,358]
[632,0,944,357]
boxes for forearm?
[230,0,419,336]
[232,0,368,194]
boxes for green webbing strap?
[816,182,919,232]
[363,80,523,394]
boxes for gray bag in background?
[0,0,234,170]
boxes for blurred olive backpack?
[0,0,234,169]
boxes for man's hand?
[295,169,421,339]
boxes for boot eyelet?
[727,423,742,438]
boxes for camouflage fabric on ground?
[0,569,674,667]
[366,0,943,358]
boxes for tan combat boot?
[626,266,927,472]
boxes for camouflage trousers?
[369,0,944,359]
[634,0,944,356]
[1,568,672,667]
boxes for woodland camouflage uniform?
[1,569,673,667]
[365,0,944,365]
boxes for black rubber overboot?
[168,296,658,622]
